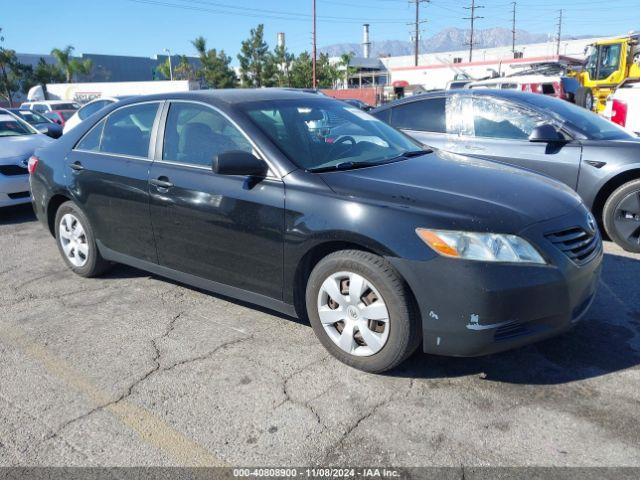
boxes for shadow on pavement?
[0,204,37,225]
[392,251,640,384]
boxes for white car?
[63,97,122,133]
[19,100,80,114]
[604,82,640,135]
[0,110,53,208]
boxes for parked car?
[9,108,63,139]
[372,89,640,252]
[43,110,76,127]
[0,109,52,208]
[342,99,373,111]
[30,90,601,372]
[466,74,579,103]
[20,100,80,113]
[63,96,125,133]
[603,81,640,135]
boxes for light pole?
[164,48,173,81]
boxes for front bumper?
[389,210,603,357]
[0,175,31,207]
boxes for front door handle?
[150,177,174,189]
[69,161,84,171]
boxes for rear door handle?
[150,177,174,189]
[69,161,84,171]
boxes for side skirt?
[97,241,297,318]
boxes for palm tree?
[51,46,74,82]
[51,46,92,82]
[339,52,358,89]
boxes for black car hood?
[319,151,583,232]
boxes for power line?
[463,0,484,62]
[408,0,429,67]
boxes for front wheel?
[603,179,640,253]
[54,201,111,277]
[305,250,421,373]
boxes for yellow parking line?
[1,324,227,467]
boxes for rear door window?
[390,98,447,133]
[99,103,159,157]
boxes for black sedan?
[372,90,640,252]
[9,108,63,139]
[29,90,602,372]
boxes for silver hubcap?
[317,271,390,357]
[59,213,89,267]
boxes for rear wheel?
[603,179,640,253]
[54,201,111,277]
[305,250,421,373]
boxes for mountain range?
[319,27,591,58]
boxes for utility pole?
[408,0,429,67]
[312,0,317,89]
[511,1,517,56]
[556,9,563,56]
[463,0,484,62]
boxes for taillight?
[27,155,39,175]
[611,99,628,127]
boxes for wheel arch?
[290,238,421,323]
[592,168,640,227]
[46,193,72,237]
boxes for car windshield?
[0,113,37,136]
[13,110,50,125]
[242,99,423,171]
[525,95,632,140]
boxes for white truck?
[26,80,200,104]
[603,82,640,135]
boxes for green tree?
[51,45,92,82]
[192,36,236,88]
[0,47,20,105]
[157,55,197,81]
[339,52,357,88]
[237,24,271,87]
[289,51,313,88]
[317,53,340,89]
[271,44,294,87]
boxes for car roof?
[115,88,328,108]
[372,89,554,112]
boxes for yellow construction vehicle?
[571,33,640,112]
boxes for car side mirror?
[212,150,268,177]
[529,124,565,143]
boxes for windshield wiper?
[309,161,375,173]
[397,149,433,158]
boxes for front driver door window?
[456,96,582,189]
[148,101,284,299]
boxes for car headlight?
[416,228,546,264]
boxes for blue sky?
[3,0,639,63]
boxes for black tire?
[603,179,640,253]
[305,250,421,373]
[54,201,111,277]
[575,87,595,111]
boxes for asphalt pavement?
[1,204,639,468]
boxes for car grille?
[494,322,530,342]
[545,226,600,265]
[0,164,28,176]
